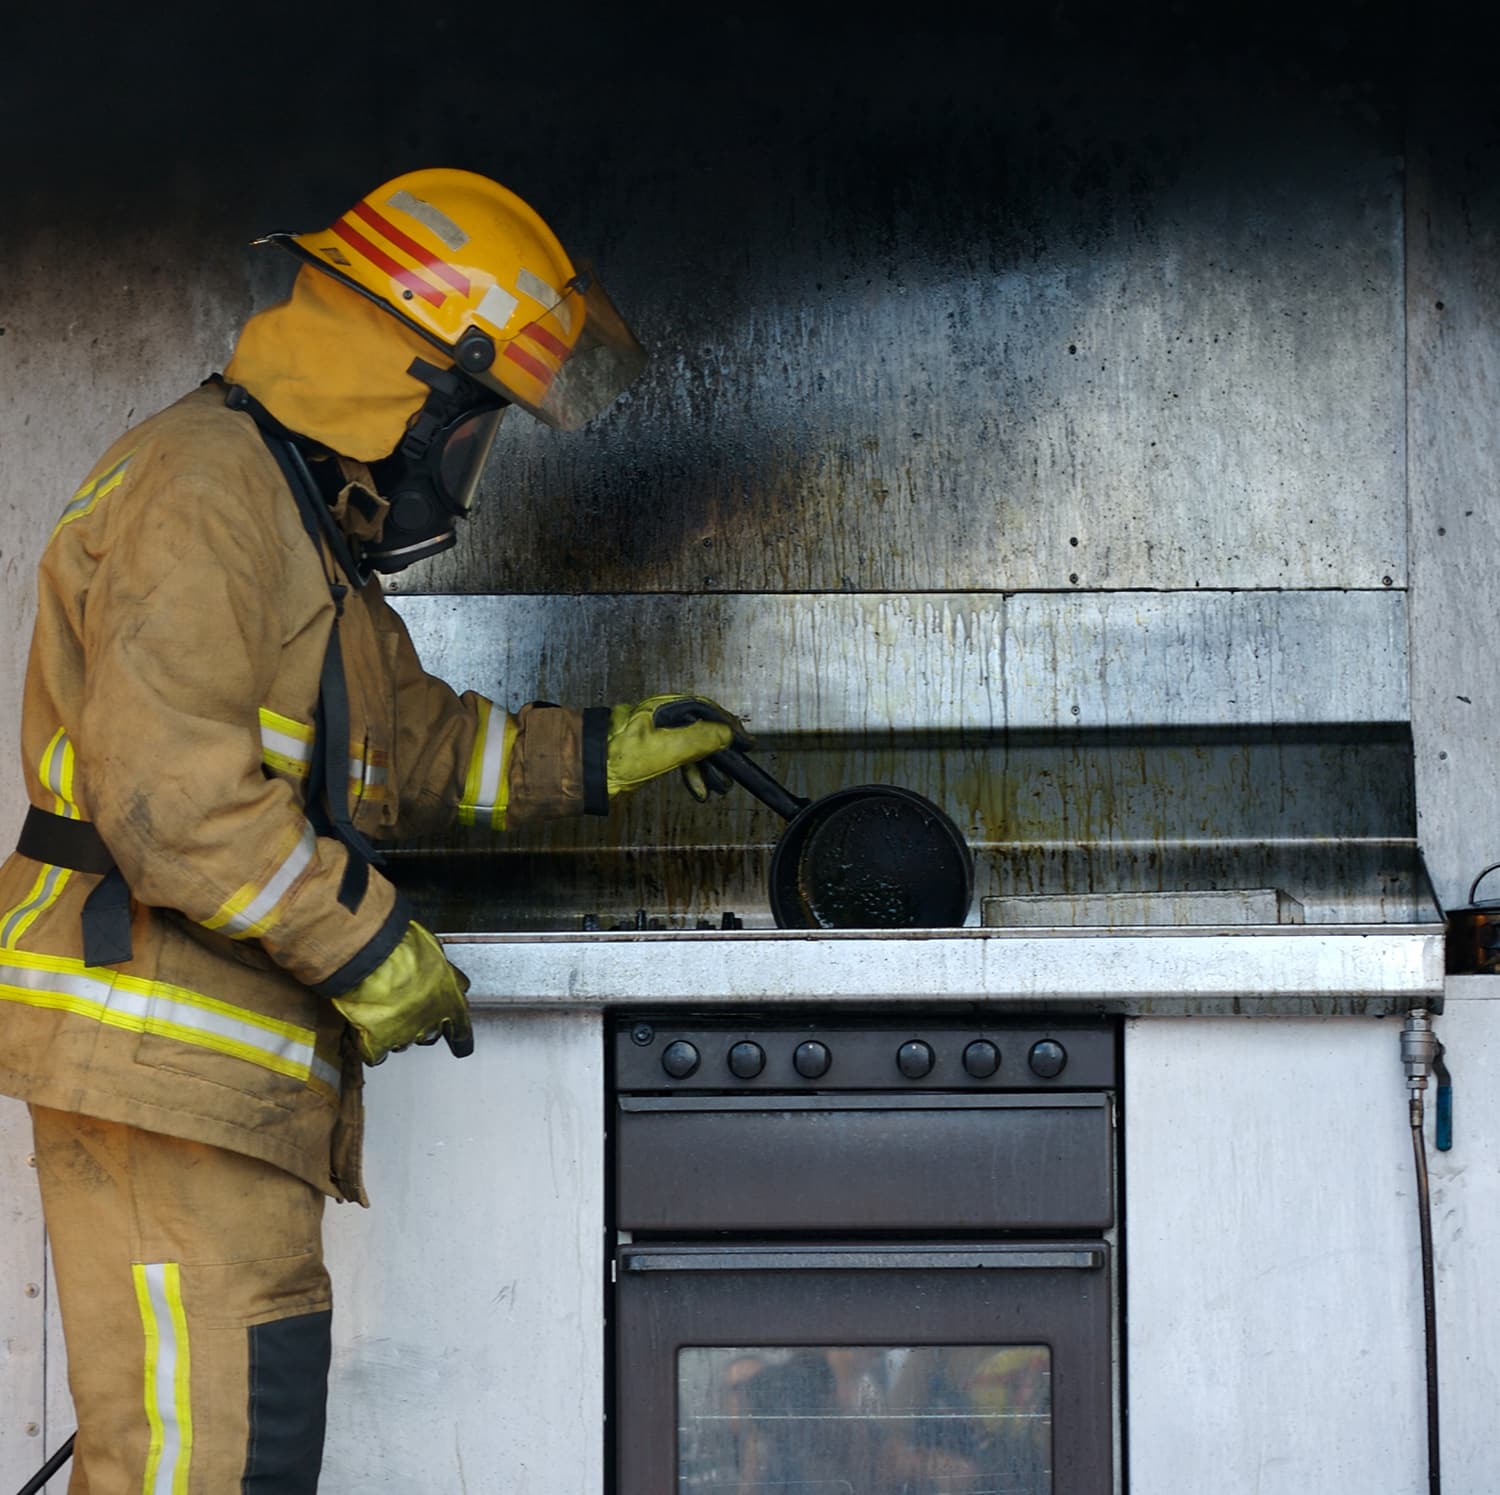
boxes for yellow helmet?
[258,168,646,431]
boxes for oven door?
[614,1241,1113,1494]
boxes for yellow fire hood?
[224,266,440,461]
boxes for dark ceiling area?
[6,2,1430,234]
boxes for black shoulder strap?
[225,383,380,912]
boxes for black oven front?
[609,1015,1119,1494]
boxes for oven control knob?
[793,1040,831,1079]
[896,1039,934,1079]
[1028,1039,1068,1079]
[661,1040,700,1079]
[963,1040,1001,1078]
[728,1041,766,1079]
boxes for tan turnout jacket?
[0,368,583,1202]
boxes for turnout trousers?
[30,1106,333,1494]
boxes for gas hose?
[1401,1008,1442,1495]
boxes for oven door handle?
[620,1245,1106,1273]
[617,1094,1108,1113]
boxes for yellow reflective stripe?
[133,1262,192,1495]
[262,747,310,778]
[40,728,79,819]
[0,948,340,1091]
[260,710,388,805]
[351,746,387,803]
[202,823,316,939]
[456,699,514,829]
[0,860,73,949]
[456,698,493,822]
[9,734,83,943]
[52,452,134,537]
[260,708,314,743]
[258,707,314,778]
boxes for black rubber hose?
[1411,1098,1441,1495]
[14,1432,74,1495]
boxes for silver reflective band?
[260,720,311,769]
[0,956,339,1091]
[258,714,386,796]
[42,731,78,818]
[0,861,68,946]
[138,1262,189,1495]
[217,825,317,937]
[470,704,506,815]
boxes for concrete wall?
[2,6,1496,1491]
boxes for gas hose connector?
[1401,1008,1439,1096]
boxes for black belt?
[16,805,133,966]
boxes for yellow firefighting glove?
[330,921,475,1065]
[603,695,752,802]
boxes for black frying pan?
[711,749,974,929]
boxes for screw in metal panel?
[23,1282,39,1298]
[25,1153,36,1167]
[630,1023,654,1047]
[24,1422,39,1436]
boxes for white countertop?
[439,924,1445,1015]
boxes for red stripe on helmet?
[350,201,472,297]
[331,219,446,308]
[502,340,558,391]
[519,321,569,360]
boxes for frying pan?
[710,748,974,929]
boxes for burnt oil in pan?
[798,796,967,927]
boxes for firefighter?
[0,168,746,1492]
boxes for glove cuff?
[581,706,611,816]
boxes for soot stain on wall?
[3,3,1474,597]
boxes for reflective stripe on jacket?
[0,384,586,1200]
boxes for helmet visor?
[492,269,647,431]
[437,404,506,513]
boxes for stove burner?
[580,909,744,932]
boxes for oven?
[609,1014,1119,1494]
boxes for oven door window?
[678,1344,1052,1493]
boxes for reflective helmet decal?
[332,201,473,308]
[350,202,471,296]
[502,321,570,395]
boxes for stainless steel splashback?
[384,589,1437,933]
[390,590,1408,734]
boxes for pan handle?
[708,749,811,822]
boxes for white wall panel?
[1124,1017,1426,1493]
[320,1010,603,1494]
[1427,980,1500,1494]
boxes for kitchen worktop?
[439,924,1444,1016]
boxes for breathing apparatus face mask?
[365,358,507,574]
